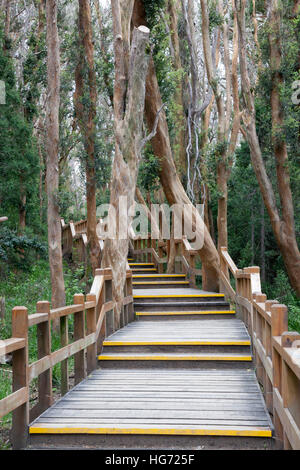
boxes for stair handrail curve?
[220,246,300,450]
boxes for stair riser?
[134,302,231,311]
[29,434,274,450]
[137,314,236,321]
[132,270,158,274]
[102,345,251,354]
[99,360,253,370]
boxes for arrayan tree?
[235,0,300,296]
[101,0,150,327]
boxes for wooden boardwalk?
[28,258,274,449]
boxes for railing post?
[281,331,300,449]
[104,268,114,337]
[126,268,134,323]
[86,293,97,375]
[11,307,29,450]
[34,301,52,419]
[271,304,288,448]
[60,310,69,396]
[73,294,86,385]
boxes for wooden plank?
[28,313,48,327]
[29,333,95,381]
[0,387,28,419]
[0,338,25,357]
[273,388,300,450]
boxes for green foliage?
[138,147,161,193]
[0,227,47,274]
[0,28,40,230]
[208,1,223,30]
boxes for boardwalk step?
[29,369,272,449]
[133,281,190,288]
[134,301,231,312]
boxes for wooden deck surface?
[29,369,273,437]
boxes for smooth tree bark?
[74,0,100,273]
[167,0,186,178]
[235,0,300,296]
[200,0,240,260]
[101,0,150,327]
[46,0,66,311]
[133,0,220,292]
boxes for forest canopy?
[0,0,299,317]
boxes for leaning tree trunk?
[74,0,100,274]
[101,0,150,327]
[46,0,66,312]
[133,0,220,292]
[235,0,300,296]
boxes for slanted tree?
[235,0,300,296]
[101,0,150,328]
[133,0,220,292]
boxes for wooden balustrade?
[0,266,133,449]
[220,246,300,449]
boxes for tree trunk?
[74,0,100,274]
[235,0,300,296]
[133,0,220,292]
[46,0,66,311]
[167,0,186,177]
[101,0,150,327]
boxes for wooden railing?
[220,246,300,450]
[129,232,202,287]
[0,266,133,449]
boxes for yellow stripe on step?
[29,426,272,438]
[135,310,236,315]
[133,281,189,285]
[98,355,252,361]
[133,294,225,298]
[103,340,251,346]
[129,263,154,266]
[133,274,186,278]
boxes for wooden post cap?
[255,293,267,303]
[244,266,260,274]
[271,304,288,336]
[73,293,85,304]
[265,299,278,312]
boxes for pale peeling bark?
[46,0,66,310]
[102,7,150,327]
[235,0,300,296]
[74,0,100,274]
[133,0,220,292]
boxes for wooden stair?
[28,256,274,449]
